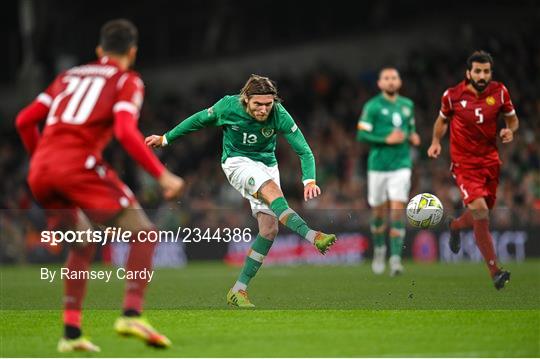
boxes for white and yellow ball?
[406,193,444,228]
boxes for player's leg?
[228,212,278,308]
[468,197,501,277]
[258,180,337,254]
[111,202,171,347]
[58,210,101,353]
[467,183,510,288]
[367,170,388,274]
[27,172,100,352]
[67,164,170,346]
[447,167,475,253]
[448,166,478,253]
[370,203,387,274]
[221,157,336,254]
[387,168,411,276]
[449,210,474,231]
[388,200,406,276]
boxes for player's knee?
[370,216,386,234]
[471,209,489,220]
[258,180,283,203]
[260,222,279,240]
[370,223,386,234]
[389,227,405,238]
[469,198,489,219]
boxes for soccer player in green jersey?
[357,68,420,276]
[146,75,337,307]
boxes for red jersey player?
[15,20,184,352]
[427,50,519,290]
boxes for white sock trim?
[278,208,295,222]
[232,281,247,292]
[306,230,316,244]
[248,249,265,263]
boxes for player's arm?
[356,103,384,144]
[428,91,452,158]
[15,93,52,155]
[499,85,519,144]
[278,105,319,201]
[357,103,404,145]
[146,97,228,148]
[427,115,448,159]
[500,114,519,143]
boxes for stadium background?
[0,0,539,265]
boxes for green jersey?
[356,94,416,171]
[164,95,316,183]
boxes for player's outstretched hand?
[500,128,513,143]
[409,132,421,146]
[158,170,185,200]
[385,130,406,145]
[304,182,321,201]
[427,142,441,158]
[145,135,165,148]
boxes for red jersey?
[439,80,515,168]
[16,57,166,223]
[31,57,143,166]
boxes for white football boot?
[371,245,387,274]
[389,255,404,276]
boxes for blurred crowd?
[1,26,539,262]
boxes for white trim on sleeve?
[162,135,168,146]
[357,121,373,132]
[303,179,316,186]
[439,111,448,119]
[113,101,139,116]
[503,110,516,117]
[37,93,52,107]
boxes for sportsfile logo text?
[40,226,253,246]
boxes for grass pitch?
[1,260,539,357]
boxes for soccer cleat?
[493,270,511,290]
[446,216,461,254]
[314,232,337,255]
[371,245,387,274]
[57,337,100,353]
[389,255,404,276]
[114,316,171,348]
[227,289,255,308]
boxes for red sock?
[102,243,112,266]
[63,309,82,328]
[63,244,96,327]
[122,233,157,313]
[451,210,474,230]
[472,218,500,277]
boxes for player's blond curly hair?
[239,74,281,106]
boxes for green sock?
[270,197,315,241]
[390,219,405,256]
[370,217,386,247]
[237,234,274,286]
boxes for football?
[406,193,444,228]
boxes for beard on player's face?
[470,78,490,92]
[380,81,400,97]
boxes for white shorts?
[367,168,411,207]
[221,156,281,217]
